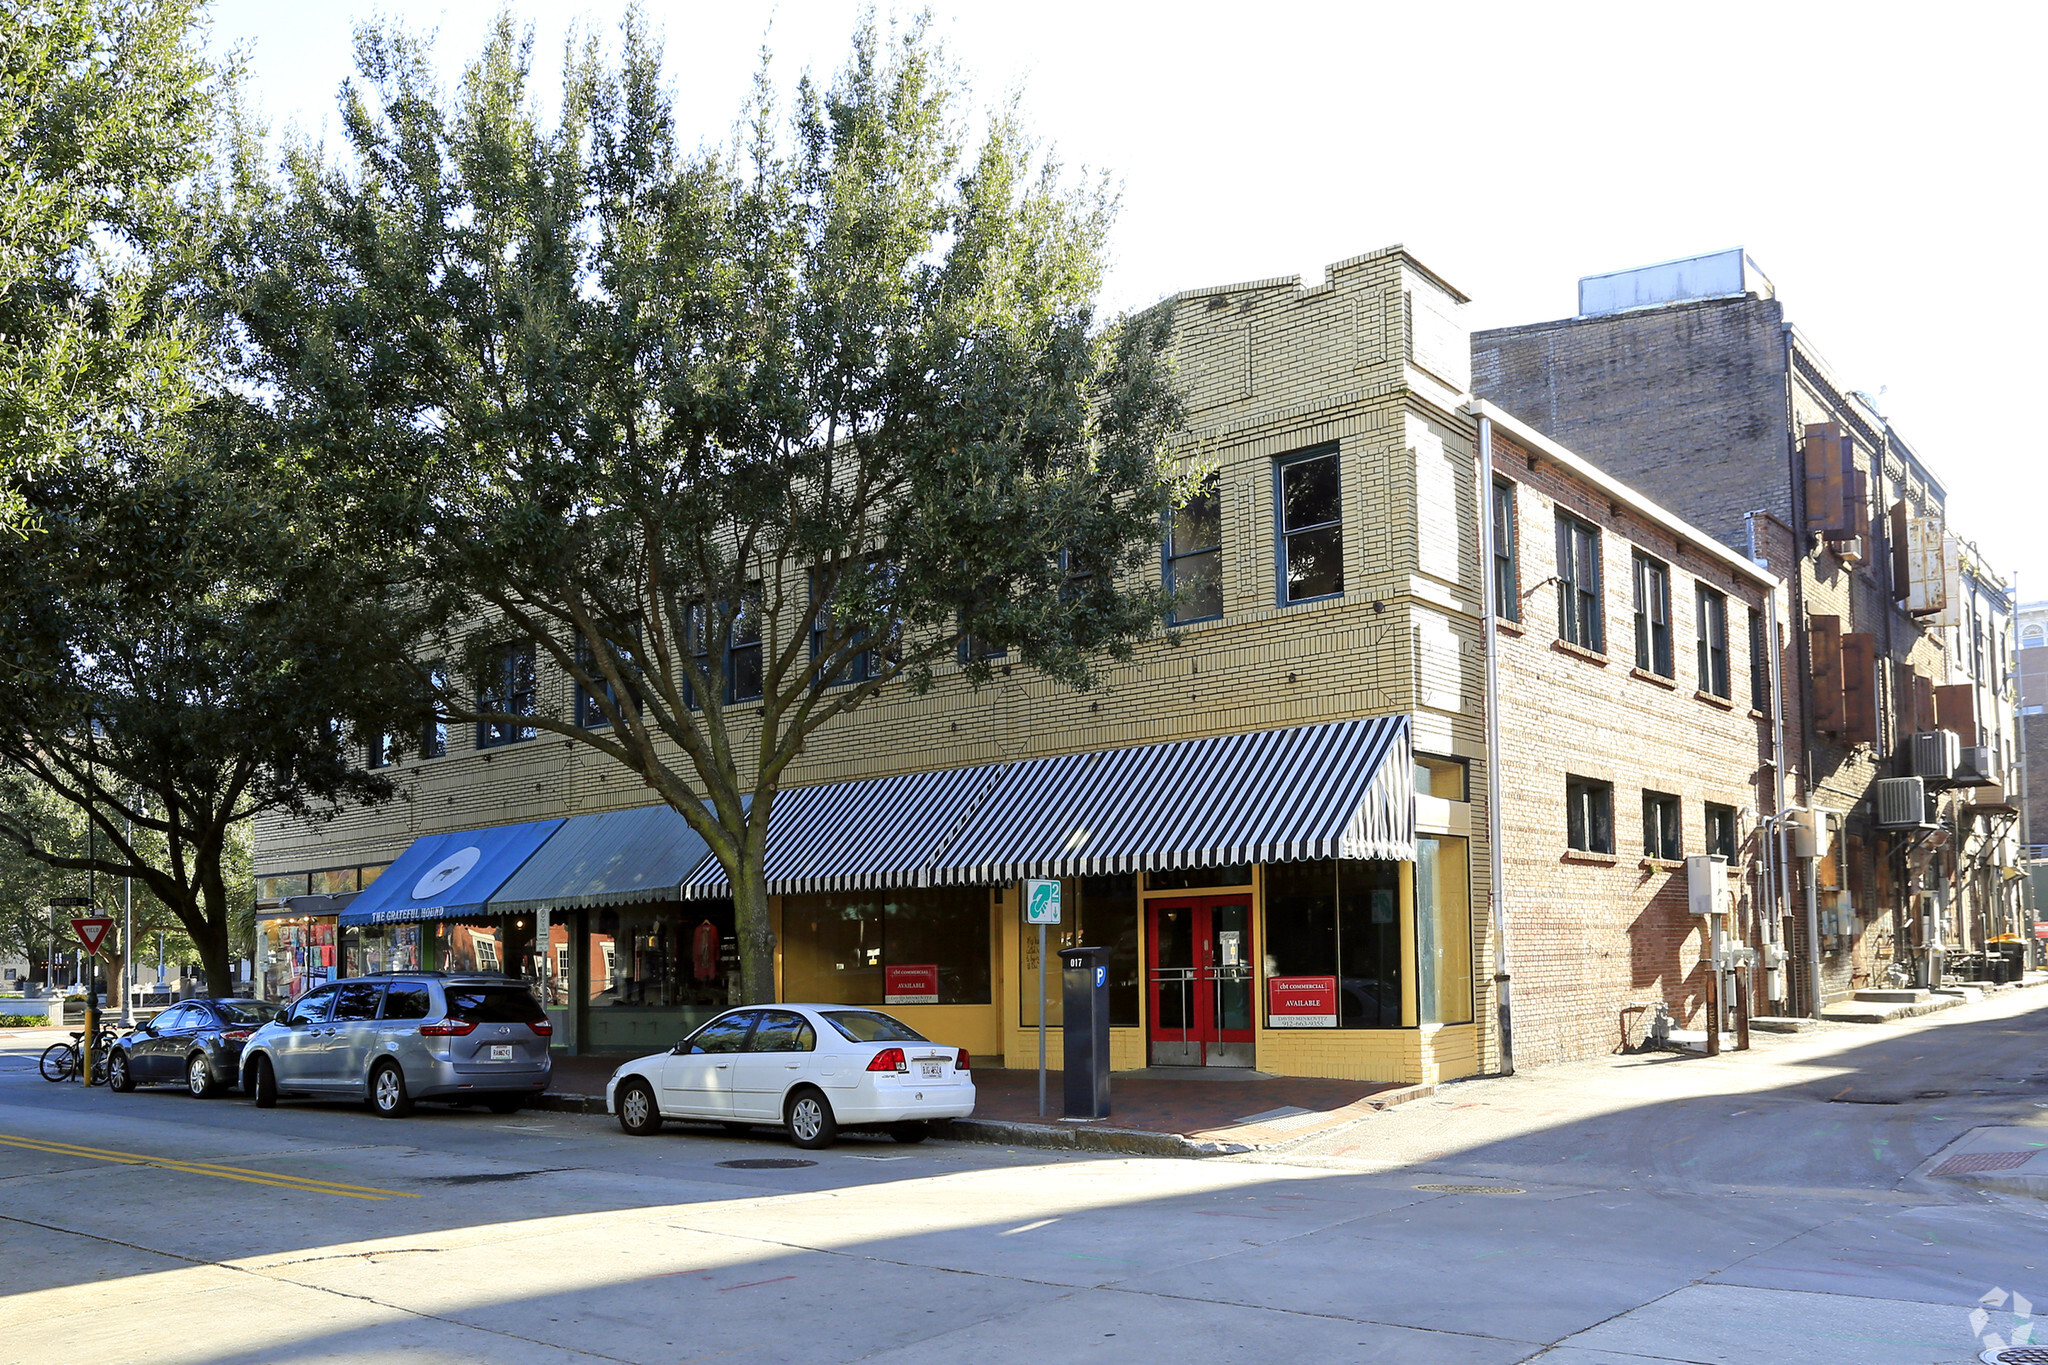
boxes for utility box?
[1686,855,1729,918]
[1059,945,1111,1120]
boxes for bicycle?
[39,1028,117,1085]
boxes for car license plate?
[919,1061,942,1079]
[490,1045,513,1061]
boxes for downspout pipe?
[1477,412,1514,1076]
[1748,509,1794,1013]
[1784,324,1825,1016]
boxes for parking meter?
[1059,945,1111,1119]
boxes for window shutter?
[1803,424,1845,534]
[1841,632,1878,745]
[1809,614,1844,734]
[1889,501,1909,600]
[1934,683,1976,738]
[1845,464,1870,541]
[1914,673,1937,737]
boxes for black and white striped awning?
[926,715,1413,884]
[680,762,1008,898]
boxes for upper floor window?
[1566,775,1614,854]
[421,665,448,759]
[366,732,393,769]
[691,590,767,706]
[475,644,536,748]
[1555,513,1603,652]
[1491,479,1520,623]
[1632,552,1672,676]
[1696,586,1730,698]
[1277,447,1343,604]
[1748,610,1769,713]
[1704,802,1737,860]
[577,631,641,729]
[1642,789,1681,860]
[1166,471,1223,623]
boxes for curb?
[1821,993,1967,1025]
[934,1116,1252,1158]
[535,1092,608,1116]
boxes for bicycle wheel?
[39,1043,77,1083]
[88,1047,111,1085]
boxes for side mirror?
[142,1023,158,1037]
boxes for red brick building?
[1475,402,1784,1066]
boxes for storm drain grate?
[717,1158,817,1170]
[1413,1184,1525,1195]
[1933,1151,2036,1176]
[1981,1348,2048,1363]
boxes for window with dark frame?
[577,630,641,729]
[1555,513,1603,651]
[1166,470,1223,623]
[809,568,872,687]
[475,644,536,749]
[366,732,392,769]
[1566,775,1614,854]
[1491,478,1520,623]
[422,666,448,759]
[1632,551,1673,676]
[1748,609,1769,713]
[1704,802,1737,861]
[1696,585,1730,698]
[1642,789,1682,861]
[1277,447,1344,604]
[688,591,767,706]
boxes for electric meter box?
[1686,854,1729,917]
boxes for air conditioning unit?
[1830,535,1865,565]
[1874,776,1936,830]
[1907,730,1960,782]
[1955,745,1996,786]
[1686,854,1729,917]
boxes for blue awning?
[926,715,1413,884]
[337,819,564,926]
[682,763,1008,898]
[489,805,719,915]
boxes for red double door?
[1145,895,1255,1068]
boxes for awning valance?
[489,805,718,915]
[926,715,1413,884]
[682,763,1008,899]
[337,819,563,926]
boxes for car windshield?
[212,1001,277,1026]
[445,986,546,1025]
[820,1010,927,1044]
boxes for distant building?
[1476,249,2023,1001]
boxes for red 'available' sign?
[884,963,939,1005]
[1267,975,1337,1028]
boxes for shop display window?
[585,902,738,1052]
[1415,836,1473,1025]
[344,923,423,978]
[257,918,337,1002]
[781,888,991,1007]
[1262,859,1403,1028]
[1021,875,1139,1028]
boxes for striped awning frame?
[925,715,1414,885]
[680,761,1010,899]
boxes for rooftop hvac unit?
[1874,776,1936,830]
[1685,854,1729,917]
[1955,745,1996,786]
[1907,730,1960,782]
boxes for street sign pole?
[68,916,115,1085]
[1023,879,1062,1118]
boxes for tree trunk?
[103,945,126,1011]
[732,861,777,1006]
[194,873,235,996]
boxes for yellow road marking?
[0,1133,420,1201]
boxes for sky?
[204,0,2048,600]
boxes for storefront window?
[1415,836,1473,1025]
[1021,875,1139,1028]
[1262,859,1402,1028]
[344,923,422,977]
[1145,865,1252,891]
[782,888,991,1006]
[256,917,336,1003]
[586,902,737,1052]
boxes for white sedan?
[604,1004,975,1148]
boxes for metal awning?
[490,805,719,915]
[337,819,564,926]
[682,763,1008,898]
[926,715,1413,884]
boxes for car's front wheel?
[107,1051,134,1093]
[617,1079,661,1136]
[785,1087,838,1150]
[187,1054,217,1098]
[251,1055,277,1108]
[369,1061,413,1118]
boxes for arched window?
[2023,624,2045,649]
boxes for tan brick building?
[252,244,1782,1084]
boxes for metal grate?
[1413,1184,1525,1195]
[1982,1348,2048,1363]
[717,1158,817,1170]
[1934,1151,2036,1176]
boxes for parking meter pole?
[1036,922,1047,1117]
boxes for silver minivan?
[240,973,552,1117]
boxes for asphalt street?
[2,989,2046,1365]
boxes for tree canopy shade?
[242,12,1189,1004]
[0,0,218,530]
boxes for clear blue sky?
[205,0,2048,604]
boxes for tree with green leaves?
[0,0,218,531]
[241,11,1188,1006]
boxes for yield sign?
[71,917,115,955]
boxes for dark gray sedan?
[108,999,278,1097]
